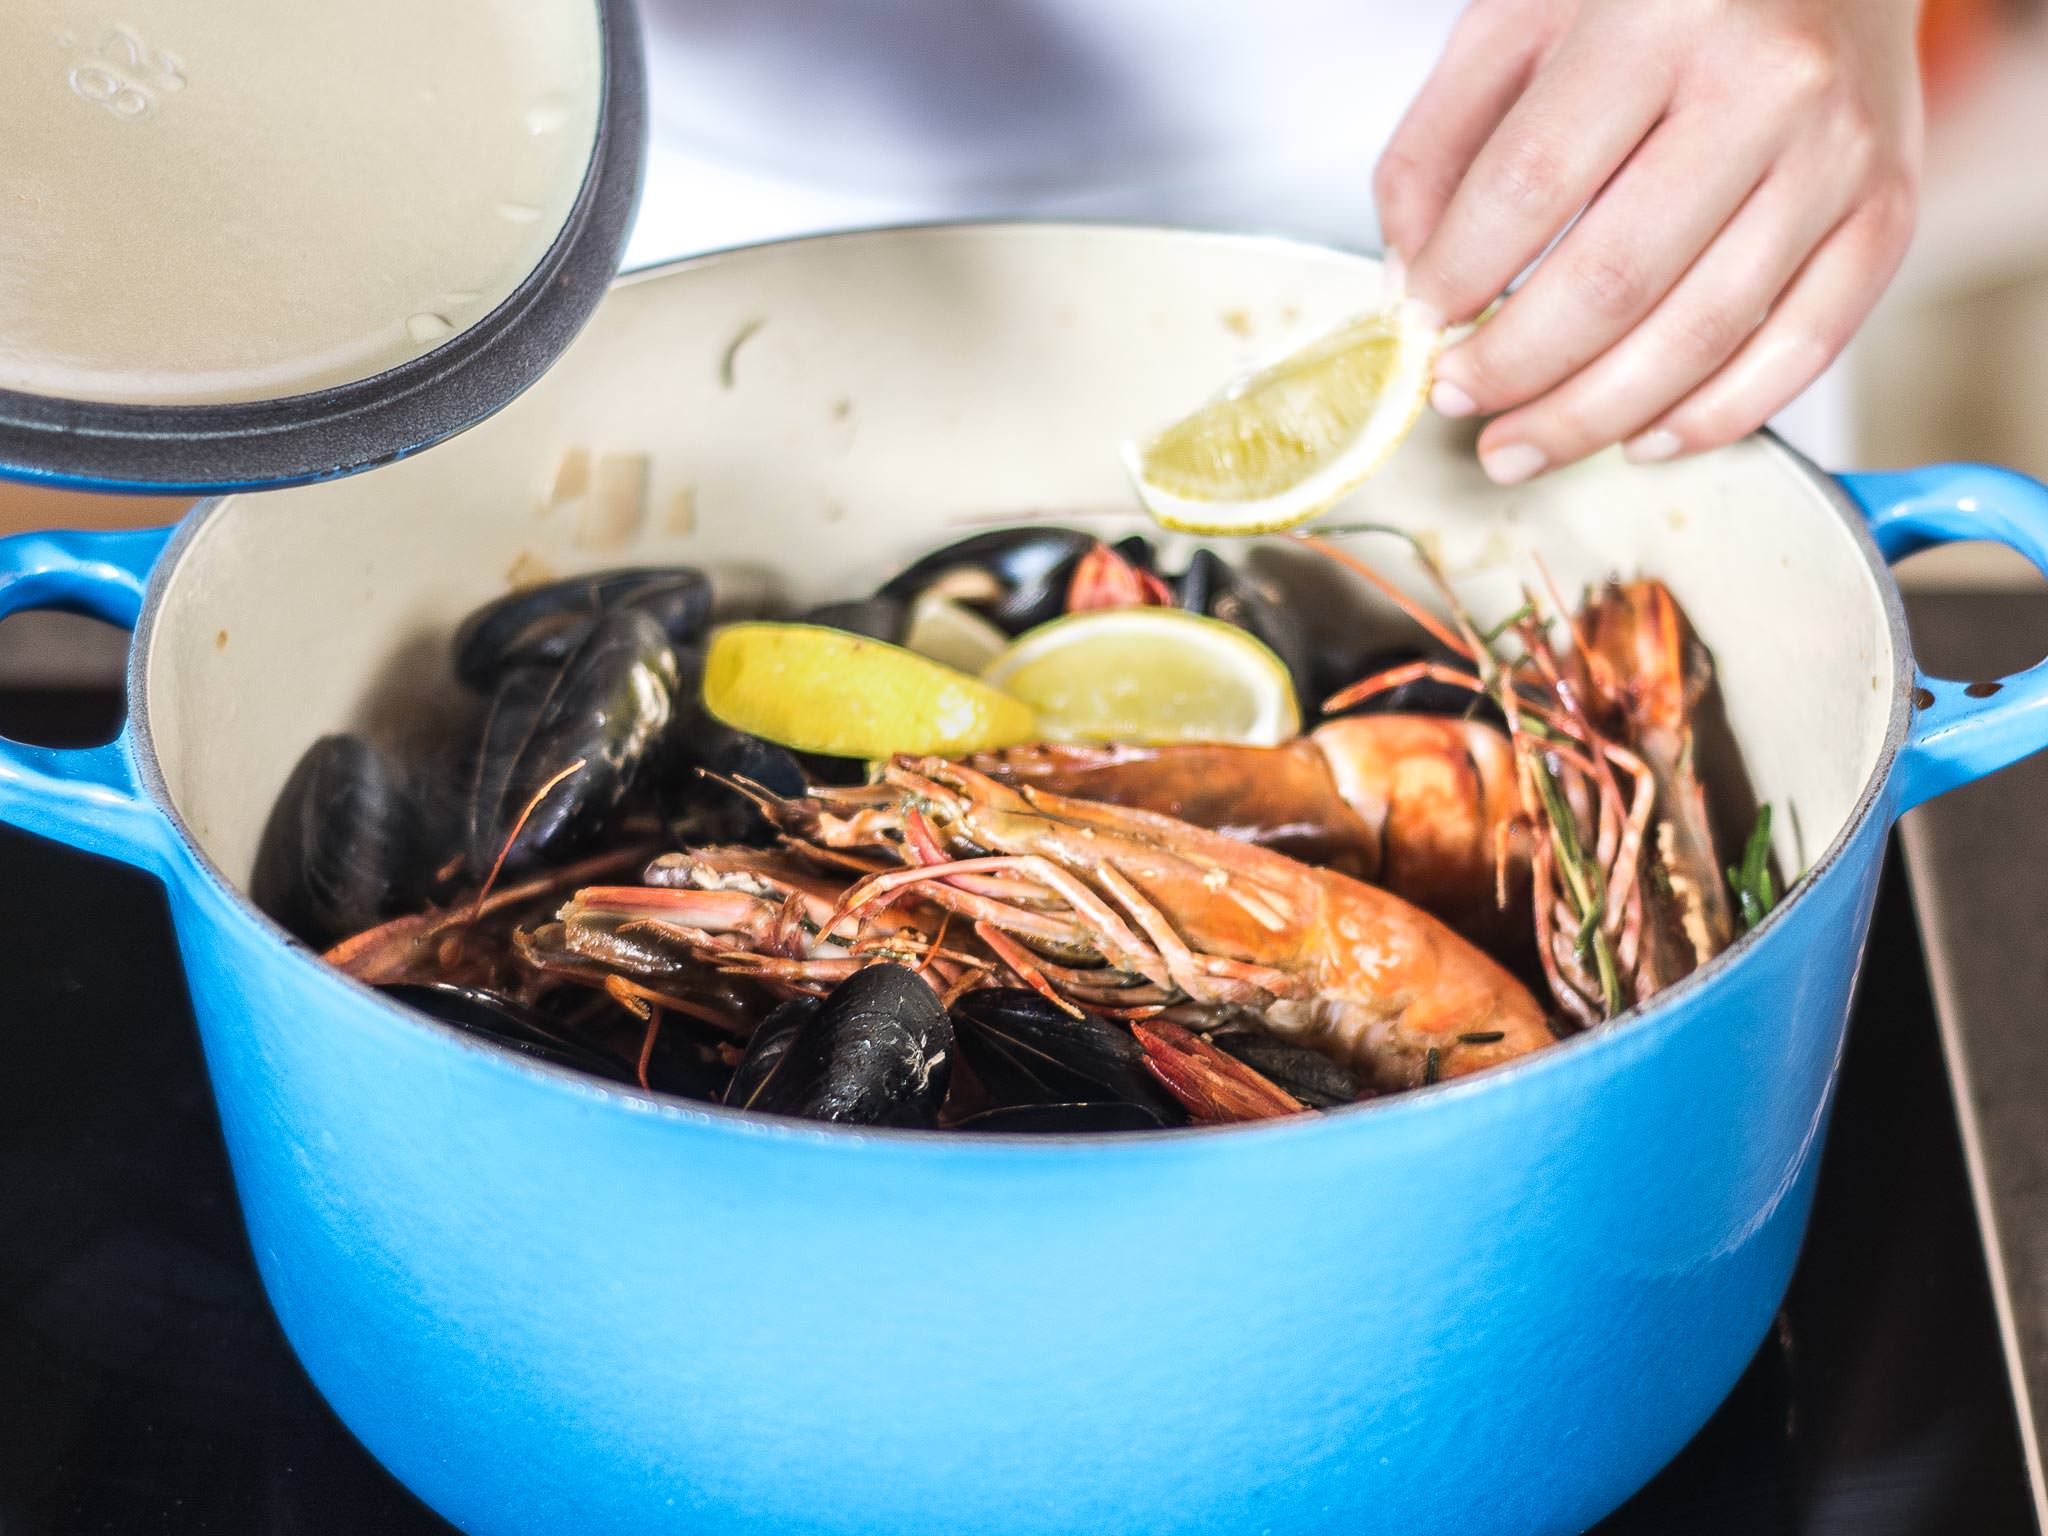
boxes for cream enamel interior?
[1,0,600,405]
[142,225,1898,899]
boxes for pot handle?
[1843,463,2048,811]
[0,526,175,872]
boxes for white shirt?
[627,0,1847,462]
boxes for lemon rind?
[981,608,1301,748]
[1122,309,1440,538]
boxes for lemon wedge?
[1125,304,1440,536]
[704,623,1037,759]
[982,609,1300,747]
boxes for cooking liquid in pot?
[0,0,601,405]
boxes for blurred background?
[3,0,2042,673]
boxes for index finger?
[1374,3,1548,262]
[1406,26,1676,324]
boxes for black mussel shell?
[1111,534,1158,573]
[379,983,629,1079]
[750,964,953,1128]
[1207,1025,1363,1109]
[1319,645,1496,723]
[798,597,907,644]
[465,608,681,877]
[875,527,1096,635]
[791,750,870,788]
[951,988,1182,1121]
[452,568,712,692]
[1175,549,1316,702]
[725,995,820,1110]
[1174,547,1218,614]
[468,665,552,855]
[253,735,423,949]
[954,1101,1169,1134]
[661,647,810,843]
[642,1026,736,1104]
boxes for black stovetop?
[0,689,2035,1535]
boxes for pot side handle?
[0,526,175,872]
[1843,463,2048,812]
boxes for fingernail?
[1481,443,1547,486]
[1431,379,1478,419]
[1624,428,1683,465]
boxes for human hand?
[1375,0,1923,483]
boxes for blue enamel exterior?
[1851,464,2048,808]
[0,462,2040,1534]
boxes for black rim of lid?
[0,0,647,497]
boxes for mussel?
[465,607,681,876]
[1175,549,1316,703]
[797,596,907,644]
[1112,534,1158,573]
[639,1024,739,1104]
[661,647,811,843]
[950,988,1183,1123]
[1321,645,1496,724]
[724,995,820,1110]
[1206,1023,1364,1109]
[253,734,424,948]
[452,567,712,692]
[954,1102,1167,1134]
[875,527,1096,635]
[748,964,953,1127]
[378,982,629,1079]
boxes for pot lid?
[0,0,644,494]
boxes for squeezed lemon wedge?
[704,623,1037,759]
[981,608,1300,747]
[1125,303,1440,536]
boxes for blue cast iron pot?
[0,225,2043,1535]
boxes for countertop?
[1899,588,2048,1529]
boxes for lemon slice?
[982,609,1300,746]
[1124,304,1440,536]
[704,623,1037,759]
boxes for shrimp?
[969,713,1528,951]
[1569,581,1734,982]
[587,757,1553,1092]
[1300,528,1734,1019]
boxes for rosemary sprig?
[1306,521,1629,1020]
[1481,602,1537,645]
[1728,804,1777,932]
[1531,749,1623,1015]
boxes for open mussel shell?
[1205,1024,1363,1109]
[1318,645,1496,724]
[253,734,424,949]
[660,646,812,843]
[954,1102,1169,1134]
[797,596,907,645]
[378,983,630,1080]
[1111,534,1158,573]
[724,995,820,1110]
[950,988,1183,1123]
[639,1026,737,1105]
[465,607,681,877]
[875,526,1096,635]
[1176,548,1316,703]
[749,964,953,1128]
[452,567,712,693]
